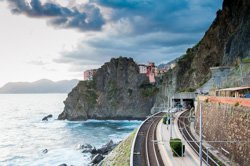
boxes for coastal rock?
[58,164,67,166]
[90,154,104,164]
[42,149,48,154]
[82,140,120,164]
[90,148,98,155]
[58,57,157,121]
[82,148,93,153]
[42,114,53,121]
[96,140,117,155]
[77,143,93,150]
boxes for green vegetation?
[219,61,250,88]
[85,89,97,107]
[162,114,170,124]
[140,84,159,98]
[235,102,240,107]
[242,57,250,63]
[179,87,196,92]
[85,80,96,89]
[107,81,119,100]
[102,130,136,166]
[177,51,195,67]
[170,138,185,157]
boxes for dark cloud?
[54,32,194,70]
[92,0,153,9]
[3,0,223,70]
[53,0,223,69]
[7,0,105,31]
[94,0,222,34]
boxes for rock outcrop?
[166,0,250,92]
[42,114,53,121]
[58,57,157,121]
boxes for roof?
[216,86,250,92]
[138,64,147,66]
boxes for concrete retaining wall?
[195,96,250,166]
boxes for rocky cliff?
[58,57,158,120]
[168,0,250,92]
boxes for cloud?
[93,0,222,34]
[6,0,105,31]
[4,0,223,70]
[54,31,195,70]
[28,60,47,66]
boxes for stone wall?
[195,96,250,166]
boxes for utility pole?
[199,102,203,166]
[167,85,173,139]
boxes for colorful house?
[84,69,97,80]
[138,64,147,74]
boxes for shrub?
[235,102,240,107]
[242,57,250,63]
[85,89,97,107]
[170,138,185,157]
[162,114,170,124]
[140,84,159,98]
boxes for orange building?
[84,69,97,80]
[146,62,156,83]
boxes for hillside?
[0,79,79,94]
[167,0,250,92]
[58,57,157,121]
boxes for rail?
[130,111,164,166]
[177,111,221,166]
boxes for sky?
[0,0,222,87]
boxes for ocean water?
[0,94,141,166]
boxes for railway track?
[177,110,221,166]
[132,112,165,166]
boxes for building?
[138,62,157,83]
[215,86,250,97]
[157,65,170,75]
[170,63,176,69]
[147,62,156,83]
[84,69,97,80]
[138,64,147,74]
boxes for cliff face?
[58,57,157,120]
[172,0,250,92]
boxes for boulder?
[47,114,53,118]
[90,148,98,155]
[77,143,93,150]
[42,114,53,121]
[82,147,93,153]
[58,164,67,166]
[42,149,48,154]
[96,140,115,154]
[90,154,104,164]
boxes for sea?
[0,94,141,166]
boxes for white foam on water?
[0,94,141,166]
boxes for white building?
[138,64,147,74]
